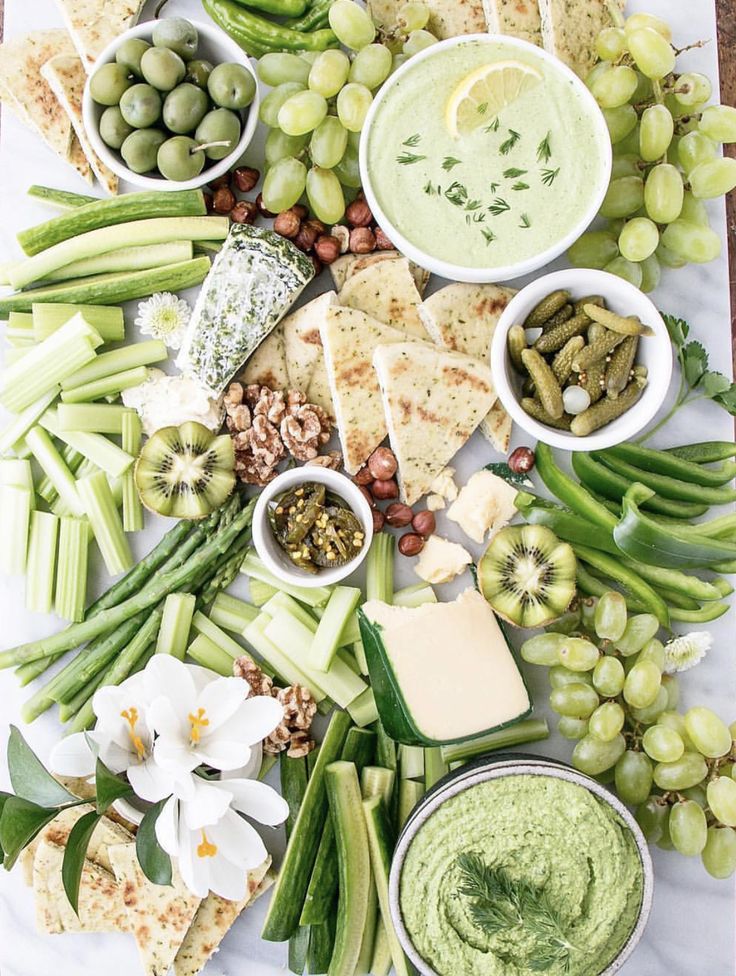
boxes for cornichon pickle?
[584,303,654,336]
[552,335,585,385]
[534,311,590,354]
[521,347,564,419]
[521,376,536,397]
[570,376,648,436]
[521,397,572,430]
[524,289,570,328]
[507,324,527,372]
[578,357,607,404]
[574,294,605,315]
[572,327,626,372]
[606,334,639,397]
[540,303,574,334]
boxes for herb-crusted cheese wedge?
[329,250,430,295]
[177,225,314,396]
[538,0,626,78]
[337,257,429,340]
[482,0,542,46]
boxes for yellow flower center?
[197,829,218,859]
[120,707,146,762]
[189,707,210,745]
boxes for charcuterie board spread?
[0,0,735,974]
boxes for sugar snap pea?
[524,289,570,328]
[665,441,736,463]
[551,336,585,385]
[601,443,736,488]
[507,324,527,372]
[606,335,639,397]
[572,543,670,626]
[520,348,563,419]
[533,311,590,354]
[592,451,736,505]
[570,376,646,437]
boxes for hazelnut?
[411,510,435,537]
[310,254,323,277]
[374,226,394,250]
[273,210,301,239]
[203,191,214,214]
[256,192,275,217]
[359,485,376,508]
[230,200,258,224]
[346,198,373,227]
[371,478,399,501]
[368,446,398,481]
[349,226,376,254]
[294,223,319,252]
[304,218,326,236]
[212,186,236,213]
[398,532,425,557]
[508,446,536,474]
[385,502,413,528]
[233,166,260,192]
[354,466,374,486]
[372,509,386,533]
[291,204,309,221]
[210,173,232,190]
[314,234,342,265]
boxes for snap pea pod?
[665,441,736,463]
[571,543,670,626]
[669,602,729,622]
[203,0,337,53]
[653,587,701,611]
[229,0,308,17]
[286,0,333,30]
[535,443,617,531]
[597,444,736,491]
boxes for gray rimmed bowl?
[389,754,654,976]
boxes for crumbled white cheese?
[122,369,225,437]
[426,494,446,512]
[447,470,519,545]
[429,466,458,502]
[415,535,472,585]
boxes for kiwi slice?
[135,421,236,519]
[478,523,576,628]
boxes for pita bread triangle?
[282,290,337,394]
[54,0,146,71]
[337,257,429,339]
[242,323,289,390]
[373,342,496,505]
[329,250,430,295]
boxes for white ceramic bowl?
[490,268,673,451]
[83,20,259,191]
[252,467,374,588]
[359,34,612,283]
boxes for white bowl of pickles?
[490,269,673,452]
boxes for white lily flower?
[663,631,713,673]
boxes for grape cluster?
[256,0,438,223]
[521,591,736,879]
[568,10,736,291]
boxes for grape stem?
[673,39,708,57]
[191,140,232,155]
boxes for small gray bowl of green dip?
[389,758,653,976]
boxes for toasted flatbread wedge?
[329,251,430,295]
[242,324,289,390]
[282,291,338,394]
[368,0,486,37]
[68,131,94,183]
[337,258,429,340]
[482,0,542,45]
[109,844,201,976]
[538,0,625,78]
[41,54,118,194]
[171,859,273,976]
[33,840,130,935]
[373,343,496,504]
[321,307,423,474]
[54,0,146,71]
[306,353,335,420]
[419,282,513,451]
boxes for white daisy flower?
[663,631,713,674]
[135,292,192,349]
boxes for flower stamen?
[189,707,210,745]
[197,829,218,858]
[120,707,146,761]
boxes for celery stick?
[37,442,84,503]
[244,614,327,702]
[27,185,98,210]
[57,403,132,434]
[7,311,34,334]
[393,583,437,608]
[55,517,88,621]
[40,410,133,478]
[309,586,362,672]
[248,577,278,606]
[398,779,424,827]
[25,512,59,613]
[366,534,394,604]
[4,347,35,365]
[121,410,143,533]
[0,485,32,574]
[191,611,253,662]
[440,718,550,764]
[77,470,133,575]
[0,458,35,497]
[353,640,368,675]
[0,388,59,456]
[61,339,167,390]
[262,591,318,631]
[187,633,238,675]
[241,550,332,607]
[337,611,361,648]
[60,365,150,404]
[209,592,260,633]
[32,303,125,343]
[25,426,84,517]
[347,688,379,727]
[156,593,196,659]
[44,240,194,281]
[424,748,449,791]
[398,745,424,781]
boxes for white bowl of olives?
[83,17,260,190]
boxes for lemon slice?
[445,61,543,138]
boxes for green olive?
[163,83,209,134]
[140,46,186,92]
[115,38,151,78]
[157,135,206,181]
[99,105,134,149]
[207,62,256,110]
[194,108,242,160]
[152,18,199,61]
[185,58,214,89]
[119,83,162,128]
[89,63,133,106]
[120,128,167,174]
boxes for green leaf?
[714,384,736,415]
[682,341,708,388]
[0,793,12,866]
[0,796,59,870]
[62,810,102,914]
[136,799,172,886]
[701,371,732,398]
[95,758,133,815]
[661,312,689,348]
[7,726,78,808]
[484,462,533,487]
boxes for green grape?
[656,239,688,269]
[627,27,675,80]
[661,220,721,264]
[521,632,567,666]
[567,230,619,269]
[639,103,674,161]
[638,638,665,670]
[591,64,638,109]
[310,116,348,168]
[261,156,308,212]
[549,682,600,719]
[669,800,708,856]
[730,720,736,739]
[349,44,392,90]
[682,783,708,807]
[551,606,582,635]
[624,12,672,41]
[278,90,328,136]
[615,751,654,806]
[678,189,709,226]
[644,162,684,224]
[603,256,643,288]
[615,613,659,656]
[623,660,662,709]
[618,217,659,262]
[592,656,625,697]
[336,83,373,132]
[635,795,669,842]
[257,52,310,87]
[721,762,735,780]
[580,597,597,630]
[265,128,309,166]
[658,710,689,738]
[572,732,625,775]
[653,752,708,791]
[328,0,376,49]
[558,636,600,672]
[595,27,627,61]
[642,725,685,763]
[638,253,661,293]
[549,665,593,689]
[674,72,712,108]
[403,30,438,56]
[391,53,410,74]
[628,686,668,725]
[397,1,430,31]
[594,591,627,641]
[663,92,691,121]
[558,716,589,740]
[707,777,736,827]
[333,139,361,188]
[599,176,644,219]
[631,72,653,103]
[259,82,305,128]
[306,165,346,223]
[589,702,625,742]
[662,674,679,710]
[685,706,732,758]
[699,104,736,143]
[594,767,617,786]
[666,134,681,166]
[585,60,609,91]
[611,154,641,179]
[702,826,736,879]
[308,49,350,98]
[689,157,736,199]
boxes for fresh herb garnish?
[397,151,426,165]
[465,199,482,211]
[481,229,496,245]
[442,156,462,171]
[500,129,521,155]
[484,117,500,133]
[512,181,530,191]
[477,101,488,115]
[503,167,527,178]
[423,181,441,195]
[444,181,468,207]
[541,167,560,186]
[465,211,486,225]
[403,133,421,147]
[537,131,552,162]
[519,213,531,228]
[488,197,510,215]
[489,181,500,194]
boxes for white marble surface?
[0,0,734,973]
